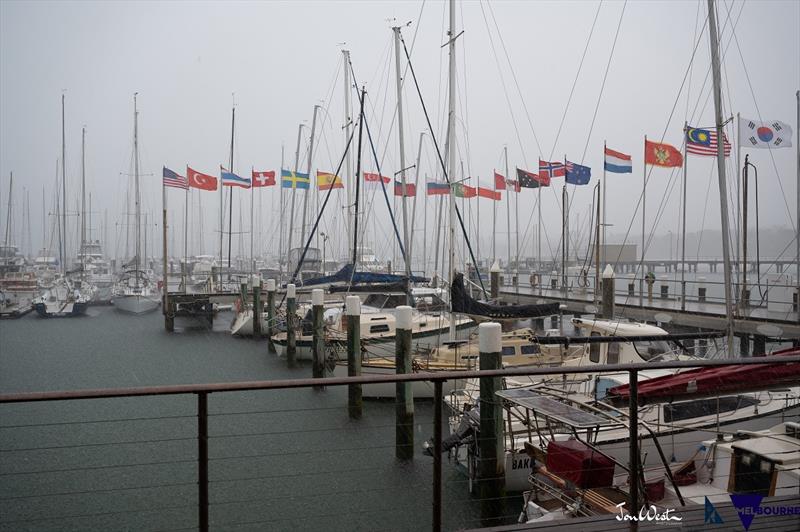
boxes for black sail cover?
[450,272,561,320]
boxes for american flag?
[686,127,731,157]
[163,167,188,189]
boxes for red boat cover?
[545,439,615,489]
[608,347,800,405]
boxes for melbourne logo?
[704,497,724,525]
[730,494,763,531]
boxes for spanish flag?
[317,171,343,190]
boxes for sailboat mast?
[393,26,412,287]
[61,94,67,275]
[352,87,366,266]
[80,126,86,266]
[447,0,457,339]
[3,172,12,251]
[133,93,141,282]
[707,0,735,353]
[343,50,353,258]
[286,123,304,269]
[505,147,511,272]
[300,105,319,246]
[226,105,235,279]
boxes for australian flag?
[565,160,591,185]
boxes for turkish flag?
[252,170,276,187]
[186,166,218,191]
[494,171,506,190]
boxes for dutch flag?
[604,147,632,174]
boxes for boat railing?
[1,354,799,531]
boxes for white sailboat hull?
[230,310,268,336]
[113,294,160,314]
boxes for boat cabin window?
[633,339,672,361]
[607,342,620,364]
[520,344,540,355]
[362,294,406,309]
[501,346,516,356]
[589,333,601,363]
[733,449,774,495]
[369,324,391,333]
[594,377,622,401]
[663,395,759,423]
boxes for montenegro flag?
[645,140,683,168]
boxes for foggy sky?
[1,0,798,267]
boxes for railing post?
[286,284,297,368]
[479,322,504,526]
[252,276,261,339]
[311,289,324,382]
[395,305,414,459]
[266,279,276,353]
[601,264,615,319]
[628,369,639,530]
[346,295,362,419]
[433,379,443,532]
[197,392,209,532]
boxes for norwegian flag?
[539,159,565,179]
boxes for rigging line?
[485,0,544,157]
[725,0,797,232]
[397,33,489,298]
[477,0,528,166]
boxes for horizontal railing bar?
[1,355,798,404]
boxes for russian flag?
[427,181,450,196]
[221,167,251,188]
[604,148,632,174]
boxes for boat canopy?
[607,346,800,405]
[292,263,427,288]
[450,272,560,320]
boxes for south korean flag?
[739,116,793,149]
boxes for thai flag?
[221,167,251,188]
[604,148,632,174]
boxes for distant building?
[601,244,637,263]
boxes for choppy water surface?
[0,308,484,531]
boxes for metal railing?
[2,355,799,531]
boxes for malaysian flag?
[686,127,731,157]
[163,167,188,189]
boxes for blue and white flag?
[220,167,251,188]
[565,160,591,185]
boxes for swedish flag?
[281,169,310,189]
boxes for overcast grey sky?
[1,0,798,266]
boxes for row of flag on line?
[164,116,793,193]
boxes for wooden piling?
[252,277,262,339]
[753,334,766,356]
[311,289,324,381]
[346,295,362,419]
[478,322,504,525]
[395,305,414,460]
[286,284,297,368]
[490,261,500,299]
[601,264,615,319]
[266,279,276,353]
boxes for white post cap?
[287,284,296,298]
[490,260,501,273]
[312,288,324,306]
[266,279,276,291]
[396,305,412,330]
[479,322,502,353]
[602,264,615,279]
[345,295,361,316]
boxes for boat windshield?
[633,339,673,361]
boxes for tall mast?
[300,104,319,246]
[505,147,511,272]
[133,93,141,283]
[707,0,736,353]
[796,90,799,312]
[447,0,457,339]
[278,144,285,280]
[226,104,235,279]
[3,172,12,251]
[343,50,353,258]
[61,93,67,275]
[352,87,366,266]
[286,123,304,268]
[80,126,86,266]
[409,132,425,272]
[393,26,412,288]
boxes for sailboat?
[112,94,160,314]
[33,95,90,317]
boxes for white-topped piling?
[346,295,362,419]
[395,305,413,459]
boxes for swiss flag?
[252,170,276,187]
[186,166,218,191]
[494,171,506,190]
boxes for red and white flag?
[494,171,506,190]
[364,172,390,187]
[251,170,276,187]
[186,166,218,191]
